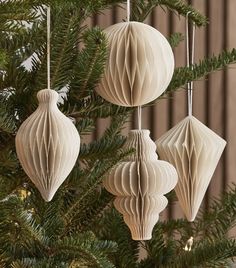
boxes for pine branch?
[97,208,140,268]
[193,185,236,240]
[168,32,184,48]
[157,0,207,26]
[73,189,113,232]
[69,27,107,100]
[60,115,132,232]
[0,49,8,69]
[0,64,37,123]
[75,117,95,135]
[10,258,68,268]
[166,239,236,268]
[0,0,236,267]
[0,149,18,176]
[68,93,132,119]
[139,187,236,267]
[39,192,66,239]
[63,148,133,225]
[11,210,47,249]
[54,232,117,268]
[166,48,236,94]
[79,136,126,162]
[102,114,130,139]
[33,7,83,91]
[0,0,38,32]
[0,196,48,262]
[0,105,16,134]
[78,0,126,16]
[0,21,45,80]
[78,111,130,162]
[138,224,176,268]
[160,218,190,238]
[131,0,207,26]
[11,260,31,268]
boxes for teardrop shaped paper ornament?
[16,89,80,202]
[96,22,174,107]
[155,116,226,221]
[104,130,178,240]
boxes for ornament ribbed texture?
[104,130,178,240]
[156,116,226,221]
[15,89,80,202]
[96,22,174,107]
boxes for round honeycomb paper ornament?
[96,22,174,107]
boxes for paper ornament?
[156,115,226,221]
[15,89,80,202]
[96,21,174,107]
[104,130,178,240]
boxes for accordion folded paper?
[104,130,178,240]
[16,89,80,202]
[156,116,226,221]
[96,21,174,107]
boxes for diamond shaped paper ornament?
[155,116,226,221]
[96,21,174,107]
[15,89,80,202]
[104,130,178,240]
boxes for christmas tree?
[0,0,236,267]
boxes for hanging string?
[126,0,142,130]
[47,6,51,90]
[186,12,196,116]
[138,106,142,130]
[127,0,131,22]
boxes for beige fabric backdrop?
[87,0,236,220]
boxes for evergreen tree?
[0,0,236,267]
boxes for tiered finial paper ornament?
[104,130,178,240]
[155,17,226,221]
[96,21,174,106]
[15,7,80,202]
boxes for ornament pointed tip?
[132,236,152,241]
[186,211,197,222]
[42,197,53,202]
[41,191,55,202]
[187,217,195,222]
[131,228,152,240]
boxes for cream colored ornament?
[104,130,178,240]
[156,116,226,221]
[15,89,80,202]
[96,22,174,107]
